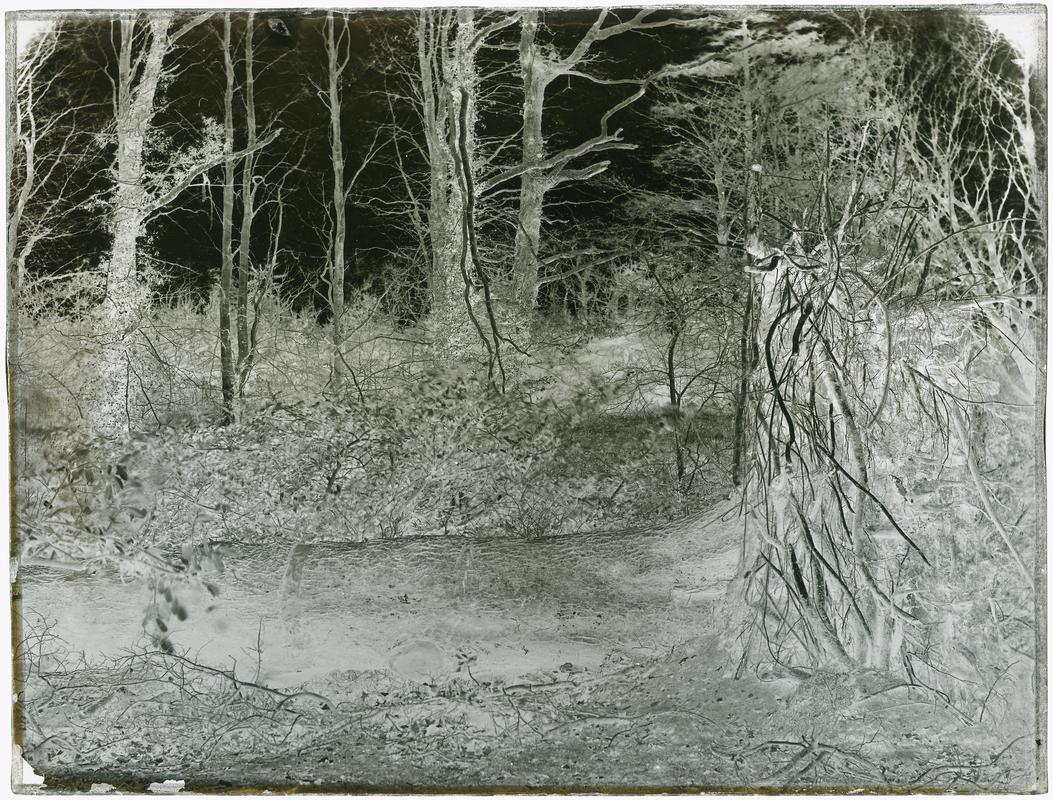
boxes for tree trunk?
[8,147,32,302]
[236,12,256,394]
[512,11,547,313]
[418,10,478,342]
[666,326,686,486]
[92,14,171,436]
[326,12,347,390]
[508,9,671,318]
[739,22,758,245]
[730,287,754,486]
[218,13,236,422]
[418,13,453,324]
[731,31,759,487]
[442,9,478,325]
[9,61,37,301]
[741,263,856,671]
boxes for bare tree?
[236,12,258,390]
[229,13,294,399]
[499,10,678,315]
[9,31,65,298]
[324,11,350,391]
[92,12,225,434]
[724,14,1041,678]
[416,9,518,380]
[635,14,847,484]
[637,15,932,671]
[9,26,130,324]
[91,12,286,434]
[896,24,1043,396]
[95,14,176,433]
[417,9,479,331]
[218,13,237,422]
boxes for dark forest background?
[16,9,1037,319]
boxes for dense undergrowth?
[12,296,1041,792]
[14,301,731,566]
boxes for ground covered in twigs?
[19,632,1037,793]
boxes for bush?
[59,366,568,548]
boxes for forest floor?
[15,496,1039,793]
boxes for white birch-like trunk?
[508,9,671,319]
[219,14,236,421]
[419,10,480,350]
[92,14,172,436]
[326,12,347,390]
[9,57,37,301]
[236,12,257,390]
[512,11,547,314]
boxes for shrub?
[59,366,568,548]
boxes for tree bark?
[506,10,672,317]
[512,11,546,312]
[418,10,478,336]
[8,40,43,301]
[93,14,172,436]
[325,12,347,390]
[218,13,236,422]
[730,288,754,486]
[236,12,256,393]
[417,12,448,318]
[732,27,759,487]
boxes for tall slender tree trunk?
[730,288,754,486]
[218,13,236,422]
[326,12,347,390]
[9,63,37,301]
[417,12,448,317]
[713,158,752,488]
[512,11,547,314]
[93,14,171,436]
[666,325,685,486]
[443,9,478,323]
[732,30,759,487]
[740,22,758,246]
[236,12,256,393]
[8,152,32,303]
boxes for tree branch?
[146,128,281,215]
